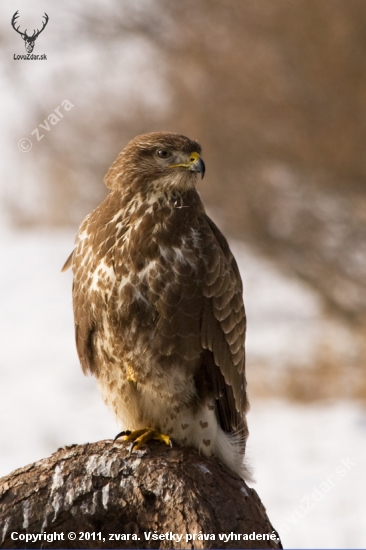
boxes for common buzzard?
[63,132,251,480]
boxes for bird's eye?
[157,149,171,158]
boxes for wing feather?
[199,214,248,435]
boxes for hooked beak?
[169,151,205,179]
[190,155,205,179]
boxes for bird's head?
[104,132,205,194]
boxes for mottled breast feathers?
[64,132,249,479]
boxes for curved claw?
[113,430,131,442]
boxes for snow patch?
[1,518,10,543]
[86,454,120,478]
[102,483,110,509]
[22,500,30,529]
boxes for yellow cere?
[169,151,201,169]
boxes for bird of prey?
[63,132,251,480]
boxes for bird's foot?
[113,428,172,453]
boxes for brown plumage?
[63,132,250,480]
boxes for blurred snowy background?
[1,1,366,548]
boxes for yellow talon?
[114,428,172,451]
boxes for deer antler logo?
[11,11,49,53]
